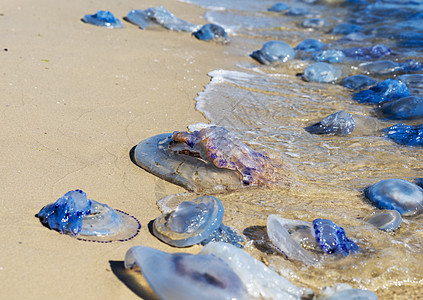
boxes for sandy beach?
[0,0,237,298]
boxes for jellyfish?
[305,111,355,135]
[313,50,345,63]
[152,195,243,247]
[377,96,423,120]
[37,190,140,242]
[383,123,423,146]
[125,6,198,32]
[133,126,290,193]
[341,75,376,90]
[364,210,402,231]
[82,10,123,28]
[365,179,423,215]
[267,3,290,12]
[250,41,296,65]
[193,24,229,43]
[302,62,342,83]
[353,79,409,104]
[124,246,250,300]
[295,39,325,52]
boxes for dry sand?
[0,0,237,298]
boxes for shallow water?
[175,0,423,298]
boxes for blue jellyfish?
[302,62,342,83]
[82,10,123,28]
[383,123,423,146]
[295,39,325,52]
[305,111,355,135]
[250,41,295,65]
[313,50,345,63]
[378,96,423,120]
[342,75,377,90]
[193,24,229,43]
[353,79,409,104]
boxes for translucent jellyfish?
[305,111,355,135]
[332,23,362,35]
[365,179,423,216]
[285,7,311,16]
[267,215,319,265]
[342,45,391,60]
[201,242,312,299]
[364,210,402,231]
[341,75,376,90]
[37,190,140,242]
[360,59,423,76]
[193,24,229,43]
[377,96,423,120]
[383,123,423,146]
[315,283,378,300]
[313,50,345,63]
[125,6,198,32]
[133,126,290,193]
[302,62,342,83]
[250,41,295,65]
[397,74,423,95]
[295,39,325,52]
[313,218,359,256]
[152,195,243,247]
[301,18,327,29]
[353,79,409,104]
[82,10,123,28]
[124,246,250,300]
[267,3,290,12]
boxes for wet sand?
[0,0,236,298]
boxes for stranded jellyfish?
[305,111,355,136]
[82,10,123,28]
[37,189,140,242]
[124,246,250,300]
[152,195,243,247]
[133,126,290,193]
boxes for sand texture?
[0,0,235,298]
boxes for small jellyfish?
[125,246,250,300]
[377,96,423,120]
[193,24,229,43]
[364,210,402,231]
[250,41,296,65]
[295,39,325,52]
[37,190,140,242]
[305,111,355,135]
[82,10,123,28]
[302,62,342,83]
[365,179,423,216]
[201,242,311,299]
[152,195,243,247]
[133,126,290,193]
[341,75,376,90]
[353,79,409,104]
[332,23,362,35]
[360,59,423,76]
[301,18,327,29]
[285,7,311,16]
[313,218,359,256]
[315,283,379,300]
[342,45,391,60]
[383,123,423,146]
[313,50,345,63]
[125,6,198,32]
[397,74,423,95]
[268,3,290,12]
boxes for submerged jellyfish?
[302,62,342,83]
[383,123,423,146]
[364,210,402,231]
[133,126,290,193]
[37,190,140,242]
[82,10,123,28]
[125,246,250,300]
[268,3,290,12]
[313,50,345,63]
[125,6,198,32]
[250,41,295,65]
[313,219,359,256]
[377,96,423,120]
[305,111,355,135]
[201,242,311,299]
[193,24,229,43]
[353,79,409,104]
[267,215,358,264]
[295,39,325,52]
[152,196,243,247]
[341,75,376,90]
[365,179,423,215]
[342,45,391,60]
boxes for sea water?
[178,0,423,298]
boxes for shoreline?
[0,0,238,298]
